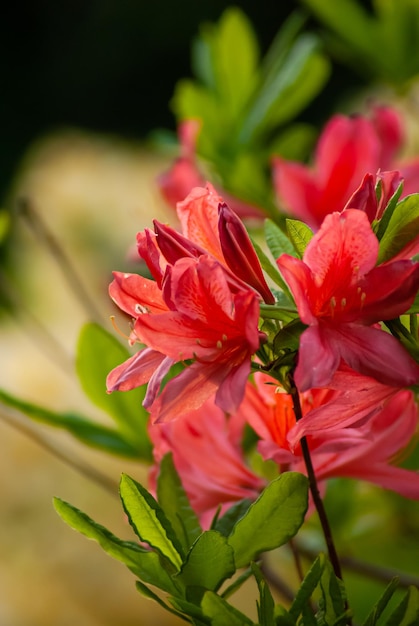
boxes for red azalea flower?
[277,209,419,390]
[148,397,264,529]
[107,254,264,421]
[242,373,419,502]
[140,183,274,303]
[273,106,419,229]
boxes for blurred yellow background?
[0,132,189,625]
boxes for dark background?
[0,0,369,201]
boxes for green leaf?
[362,577,400,626]
[204,7,260,120]
[76,323,152,460]
[176,531,235,591]
[317,558,348,626]
[0,387,139,457]
[213,498,253,537]
[274,605,296,626]
[221,568,253,600]
[407,290,419,314]
[135,581,186,620]
[251,562,275,626]
[273,319,307,354]
[239,33,330,142]
[377,195,419,263]
[252,238,294,298]
[119,473,184,570]
[385,585,419,626]
[286,219,314,258]
[374,180,404,241]
[53,498,179,594]
[269,123,316,161]
[265,218,297,259]
[157,453,202,553]
[289,554,325,621]
[201,590,255,625]
[228,473,308,568]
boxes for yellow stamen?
[110,315,132,341]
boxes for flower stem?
[289,378,343,582]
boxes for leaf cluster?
[55,458,309,625]
[301,0,419,87]
[171,8,330,219]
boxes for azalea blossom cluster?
[107,105,419,527]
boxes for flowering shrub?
[3,2,419,625]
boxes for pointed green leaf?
[386,585,419,626]
[239,33,330,142]
[252,238,294,298]
[76,323,152,460]
[53,498,179,594]
[201,590,255,625]
[273,319,307,354]
[0,388,139,457]
[274,605,296,626]
[265,218,298,260]
[362,577,399,626]
[157,453,202,553]
[374,180,404,241]
[228,473,308,568]
[205,7,259,119]
[289,554,325,621]
[377,195,419,263]
[135,581,186,620]
[169,595,208,625]
[317,558,347,626]
[251,562,275,626]
[213,498,252,537]
[119,473,184,570]
[221,568,253,600]
[286,219,314,257]
[176,531,235,591]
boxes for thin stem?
[17,197,104,323]
[410,313,418,339]
[289,379,343,581]
[0,408,119,496]
[298,543,419,590]
[259,556,295,603]
[289,538,305,583]
[0,268,73,376]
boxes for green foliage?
[54,466,312,625]
[265,218,298,260]
[252,562,276,626]
[288,555,325,622]
[53,497,180,595]
[285,219,314,258]
[200,590,256,625]
[373,180,404,242]
[157,453,202,553]
[301,0,419,86]
[385,585,419,625]
[362,578,400,626]
[171,7,330,218]
[76,323,152,460]
[228,473,309,568]
[377,194,419,263]
[317,559,348,626]
[0,387,139,457]
[175,531,235,591]
[120,473,184,569]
